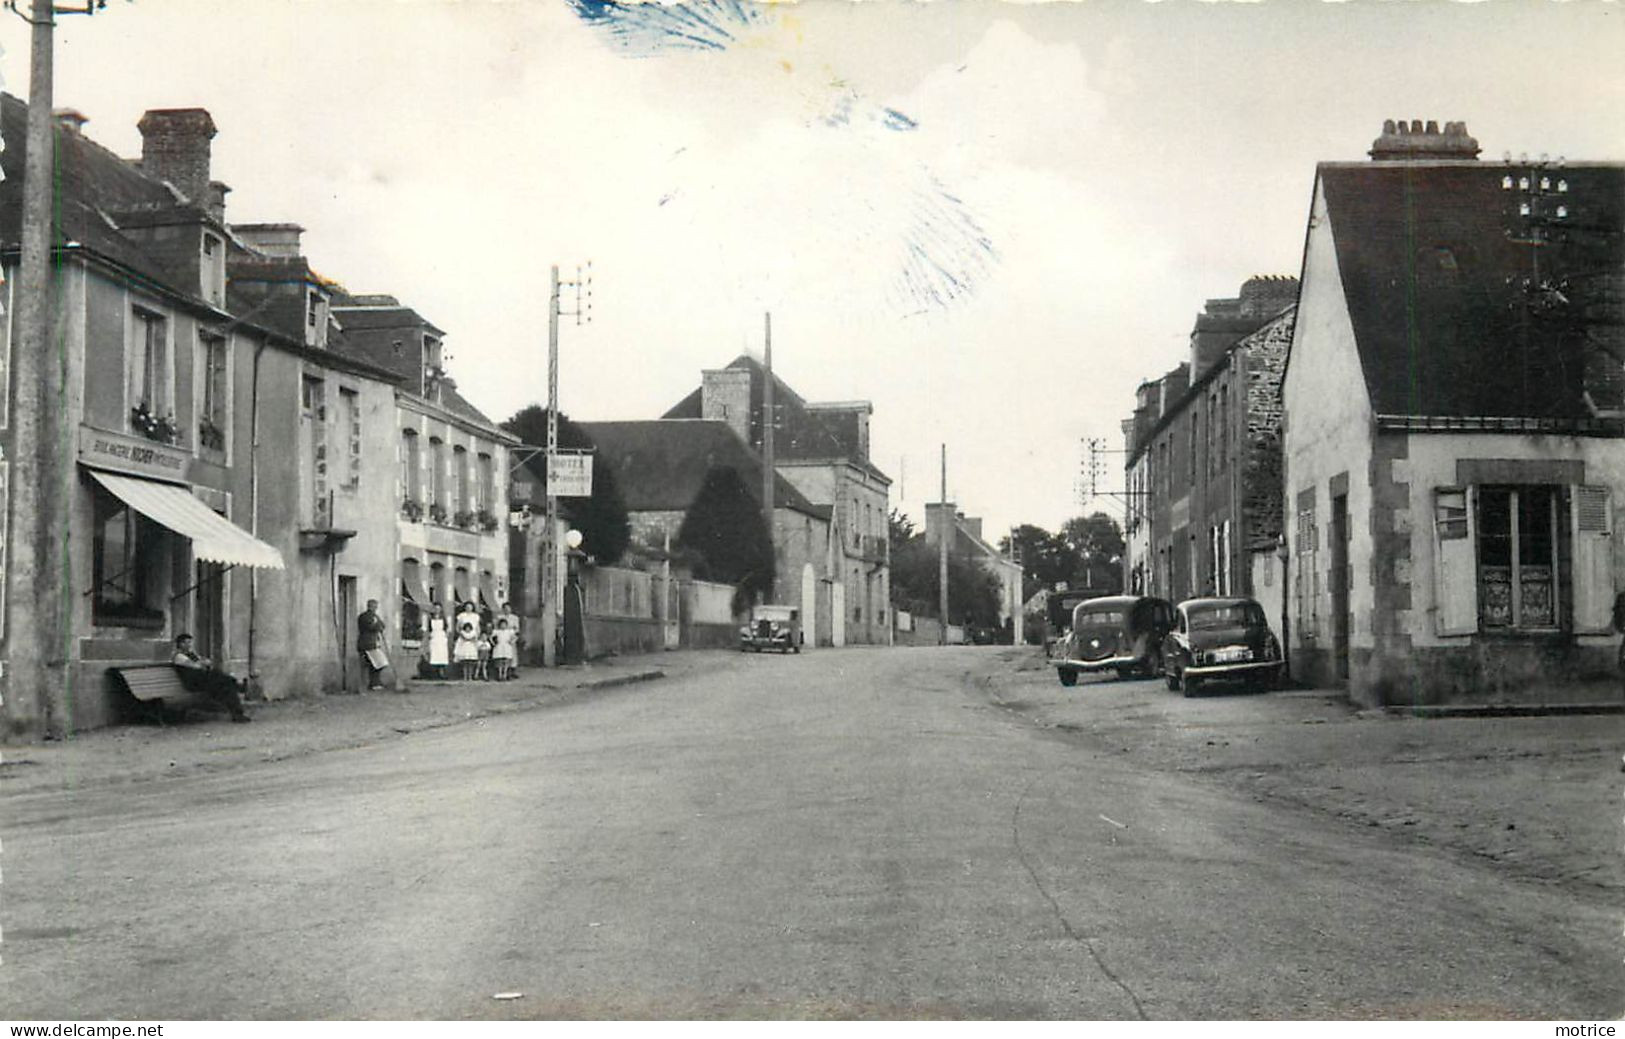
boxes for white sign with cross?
[547,453,593,498]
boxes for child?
[491,617,516,682]
[475,620,493,681]
[453,602,481,681]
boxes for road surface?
[2,647,1615,1018]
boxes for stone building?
[1122,278,1298,606]
[664,356,893,646]
[0,99,408,732]
[1282,119,1625,704]
[923,503,1025,642]
[327,294,518,655]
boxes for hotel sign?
[78,424,190,482]
[547,452,593,498]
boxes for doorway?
[1330,494,1350,683]
[194,561,226,663]
[338,575,358,693]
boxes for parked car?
[740,604,801,653]
[1160,597,1282,696]
[1043,588,1113,657]
[1052,595,1174,687]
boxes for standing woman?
[426,602,451,680]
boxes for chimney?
[53,108,88,134]
[963,516,983,544]
[206,181,230,226]
[1369,118,1480,162]
[701,368,753,446]
[137,108,218,206]
[232,222,305,259]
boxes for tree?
[502,405,631,565]
[1060,512,1125,593]
[889,530,1002,628]
[676,465,774,607]
[888,508,917,555]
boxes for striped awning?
[90,471,284,570]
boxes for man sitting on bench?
[172,633,251,723]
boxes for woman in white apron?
[426,603,450,680]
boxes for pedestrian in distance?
[491,617,516,682]
[425,602,450,680]
[171,633,251,723]
[357,598,390,690]
[454,600,481,681]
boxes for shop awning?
[90,471,284,571]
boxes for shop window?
[91,489,167,629]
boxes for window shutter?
[1433,487,1478,636]
[1570,484,1614,634]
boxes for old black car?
[1052,595,1174,687]
[1160,597,1282,696]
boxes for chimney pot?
[53,108,88,133]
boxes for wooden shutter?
[1570,484,1614,634]
[1433,487,1478,636]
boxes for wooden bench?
[107,664,213,723]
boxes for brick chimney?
[232,223,304,258]
[1369,119,1480,162]
[137,108,217,206]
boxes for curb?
[1382,701,1625,719]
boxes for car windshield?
[1187,603,1263,630]
[1075,608,1127,628]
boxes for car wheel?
[1164,666,1180,691]
[1144,648,1164,679]
[1180,670,1201,698]
[1058,668,1078,688]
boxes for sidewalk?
[988,647,1625,898]
[0,650,737,798]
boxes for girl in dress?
[453,601,481,681]
[491,617,516,682]
[475,620,493,681]
[425,603,450,680]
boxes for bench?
[107,664,213,723]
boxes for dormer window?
[307,292,321,328]
[200,233,225,306]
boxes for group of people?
[414,599,523,683]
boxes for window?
[201,234,225,305]
[130,308,169,417]
[400,558,423,644]
[1295,500,1318,640]
[402,429,422,505]
[339,388,361,489]
[1217,384,1229,472]
[429,437,446,521]
[453,445,470,522]
[307,291,321,329]
[478,453,495,518]
[91,487,167,628]
[1477,486,1559,630]
[198,333,228,455]
[302,375,328,525]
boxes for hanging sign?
[547,453,593,498]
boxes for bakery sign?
[78,424,190,482]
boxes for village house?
[922,503,1024,643]
[327,293,518,658]
[1121,277,1298,608]
[0,100,410,732]
[1282,119,1625,704]
[663,356,893,646]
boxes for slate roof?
[1317,161,1625,421]
[663,355,891,482]
[0,93,193,289]
[579,419,827,520]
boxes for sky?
[2,0,1623,540]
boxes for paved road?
[2,648,1616,1019]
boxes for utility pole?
[541,265,560,668]
[938,443,949,645]
[761,312,774,604]
[540,261,591,667]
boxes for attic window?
[392,339,403,355]
[307,292,321,328]
[203,235,219,256]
